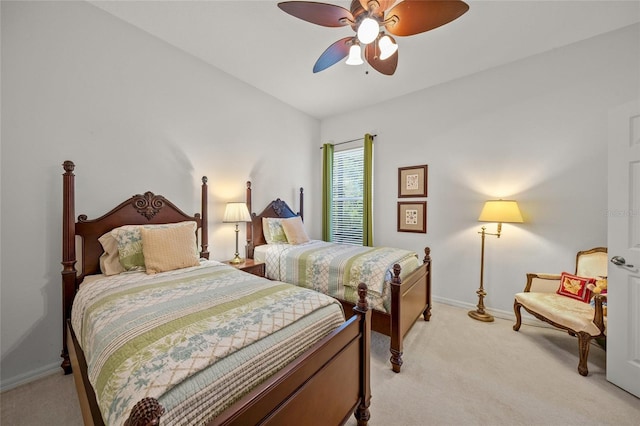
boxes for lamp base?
[229,255,244,264]
[468,310,495,322]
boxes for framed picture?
[398,165,428,198]
[397,201,427,233]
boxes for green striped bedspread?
[71,260,345,425]
[256,241,420,313]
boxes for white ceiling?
[89,0,640,119]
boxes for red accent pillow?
[557,272,595,303]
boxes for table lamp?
[223,202,252,264]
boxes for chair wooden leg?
[513,300,522,331]
[577,332,591,376]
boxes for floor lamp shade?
[223,202,252,264]
[478,200,523,224]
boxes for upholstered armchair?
[513,247,608,376]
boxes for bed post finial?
[356,282,368,311]
[63,160,75,173]
[124,397,165,426]
[392,264,401,284]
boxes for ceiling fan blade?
[365,42,398,75]
[358,0,395,13]
[313,37,353,73]
[278,1,354,27]
[385,0,469,36]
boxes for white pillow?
[98,232,126,276]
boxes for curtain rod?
[319,134,377,149]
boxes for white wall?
[0,1,318,389]
[319,23,640,316]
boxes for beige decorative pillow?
[141,224,200,274]
[111,221,196,271]
[281,216,310,245]
[98,232,125,276]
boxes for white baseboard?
[432,296,553,328]
[0,361,61,393]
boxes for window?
[331,146,364,245]
[322,134,373,246]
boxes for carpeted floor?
[2,302,638,425]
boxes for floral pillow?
[556,272,595,303]
[262,217,288,244]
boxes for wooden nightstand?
[225,259,265,278]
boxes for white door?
[607,100,640,397]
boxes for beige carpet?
[2,302,638,425]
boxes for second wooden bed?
[245,181,431,373]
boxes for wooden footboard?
[68,285,371,426]
[244,182,431,374]
[214,286,371,426]
[342,247,432,373]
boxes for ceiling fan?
[278,0,469,75]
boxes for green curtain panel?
[322,143,334,241]
[363,134,374,246]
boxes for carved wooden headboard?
[245,181,303,258]
[60,160,209,372]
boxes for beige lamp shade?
[478,200,523,223]
[223,202,252,223]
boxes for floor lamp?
[469,199,523,322]
[223,202,252,264]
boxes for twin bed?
[245,181,432,373]
[60,161,371,425]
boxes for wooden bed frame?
[60,161,372,426]
[245,181,432,373]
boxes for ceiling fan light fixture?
[346,44,364,65]
[277,0,470,76]
[378,34,397,60]
[357,17,379,44]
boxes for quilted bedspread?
[71,260,345,425]
[258,240,419,313]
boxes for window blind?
[332,147,363,245]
